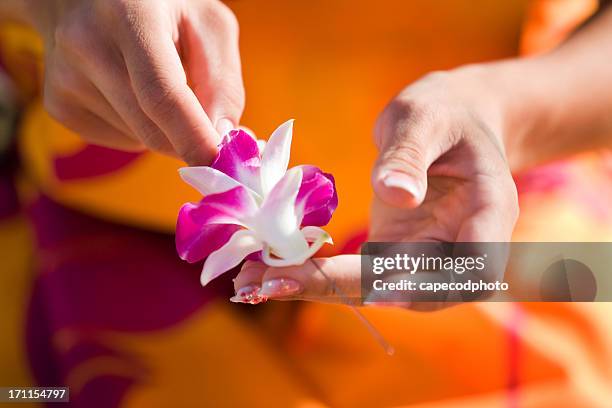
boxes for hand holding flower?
[176,120,338,289]
[233,70,519,310]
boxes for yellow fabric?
[0,214,40,408]
[52,302,324,408]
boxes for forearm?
[495,6,612,170]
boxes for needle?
[308,258,395,356]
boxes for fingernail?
[381,171,421,200]
[230,284,267,305]
[215,118,234,137]
[259,278,302,298]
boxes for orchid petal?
[211,129,262,193]
[261,228,331,267]
[176,119,338,281]
[176,220,241,263]
[300,226,333,245]
[296,165,338,227]
[175,186,258,262]
[188,186,258,226]
[254,167,309,260]
[201,229,263,286]
[179,166,241,196]
[241,128,267,156]
[260,119,294,195]
[257,139,267,153]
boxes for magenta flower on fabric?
[176,120,338,286]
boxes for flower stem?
[308,259,395,356]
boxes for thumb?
[371,118,431,208]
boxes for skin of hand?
[233,6,612,310]
[234,68,519,311]
[5,0,244,165]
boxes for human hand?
[233,69,519,310]
[29,0,243,165]
[368,70,518,244]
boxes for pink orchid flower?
[176,120,338,286]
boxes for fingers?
[43,51,145,146]
[42,1,244,164]
[231,260,267,303]
[118,5,220,165]
[183,2,245,136]
[75,44,176,156]
[49,3,176,156]
[371,99,446,209]
[233,249,508,312]
[457,178,519,242]
[233,256,362,304]
[233,255,473,312]
[458,207,513,242]
[43,98,144,152]
[47,60,131,135]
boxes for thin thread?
[308,258,395,356]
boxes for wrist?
[444,64,516,163]
[449,59,553,171]
[490,59,551,171]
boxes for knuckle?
[313,274,335,298]
[379,108,428,152]
[386,97,437,127]
[139,129,168,153]
[381,147,426,177]
[138,75,182,118]
[94,0,130,22]
[134,119,169,152]
[385,142,424,164]
[318,259,339,298]
[420,70,451,86]
[384,98,412,122]
[210,2,239,33]
[215,79,245,115]
[381,97,442,150]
